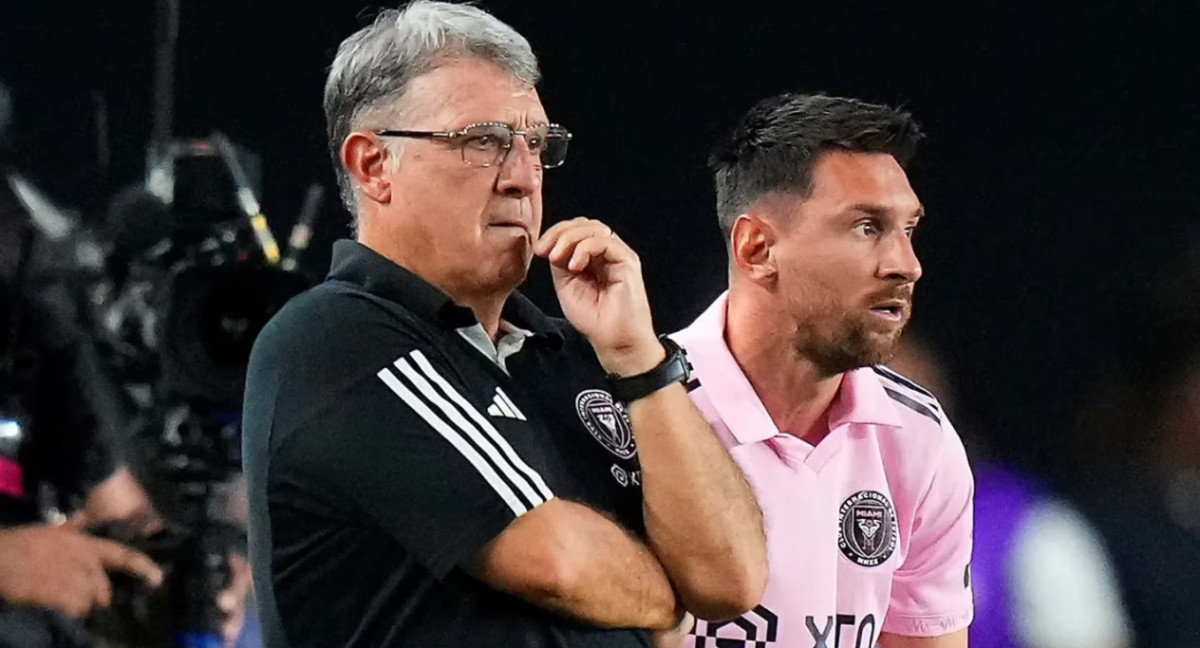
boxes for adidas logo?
[486,387,526,421]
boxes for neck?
[456,293,507,340]
[725,283,843,442]
[359,227,511,341]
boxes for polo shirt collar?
[678,292,902,448]
[675,292,779,446]
[327,239,563,347]
[828,367,905,430]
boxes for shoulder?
[253,280,427,368]
[246,281,443,422]
[867,364,958,441]
[865,365,971,486]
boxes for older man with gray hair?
[242,2,767,647]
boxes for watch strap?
[607,335,690,404]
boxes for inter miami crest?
[838,490,898,567]
[574,389,637,459]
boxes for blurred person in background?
[0,76,250,647]
[1071,240,1200,648]
[889,332,1132,648]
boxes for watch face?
[660,335,691,384]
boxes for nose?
[495,135,541,199]
[879,231,922,283]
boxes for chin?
[809,325,904,376]
[493,258,531,291]
[862,328,906,365]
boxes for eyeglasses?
[376,122,573,169]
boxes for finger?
[533,216,592,255]
[63,510,92,531]
[218,590,237,614]
[228,554,253,596]
[222,608,247,648]
[63,559,102,618]
[536,218,612,257]
[92,538,164,587]
[89,558,113,609]
[546,223,620,265]
[565,236,629,273]
[64,588,93,619]
[72,549,112,612]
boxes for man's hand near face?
[532,218,768,621]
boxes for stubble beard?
[796,309,908,377]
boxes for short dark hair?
[708,93,925,241]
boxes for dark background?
[3,1,1198,486]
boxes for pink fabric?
[0,456,24,497]
[674,294,973,645]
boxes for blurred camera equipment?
[91,133,309,648]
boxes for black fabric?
[243,240,650,648]
[0,602,95,648]
[0,266,120,526]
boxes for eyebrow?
[845,203,926,220]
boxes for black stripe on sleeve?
[873,366,936,399]
[883,387,942,425]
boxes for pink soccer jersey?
[673,294,974,647]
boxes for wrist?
[597,339,666,378]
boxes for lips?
[487,220,529,234]
[867,295,911,323]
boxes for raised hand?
[533,217,664,376]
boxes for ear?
[729,212,778,284]
[341,132,393,205]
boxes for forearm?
[626,383,767,619]
[473,498,682,630]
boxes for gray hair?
[324,1,541,215]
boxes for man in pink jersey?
[665,94,973,648]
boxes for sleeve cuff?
[882,607,974,637]
[420,496,554,579]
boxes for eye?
[464,134,498,150]
[904,226,916,239]
[856,220,881,237]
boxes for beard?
[792,295,911,377]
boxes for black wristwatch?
[606,335,691,404]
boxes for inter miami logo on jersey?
[838,490,898,567]
[575,389,637,459]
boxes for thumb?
[63,510,93,532]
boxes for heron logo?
[574,389,637,459]
[838,490,898,567]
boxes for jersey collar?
[327,239,563,348]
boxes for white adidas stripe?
[376,367,530,516]
[492,392,517,418]
[394,355,549,510]
[408,351,553,502]
[495,388,525,421]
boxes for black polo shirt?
[243,240,651,648]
